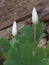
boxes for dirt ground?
[0,0,49,39]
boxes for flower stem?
[34,24,36,42]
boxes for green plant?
[0,21,49,65]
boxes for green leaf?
[4,58,49,65]
[33,57,49,65]
[33,47,47,59]
[10,37,19,47]
[3,61,12,65]
[15,25,34,43]
[32,47,49,65]
[36,22,45,41]
[10,25,35,47]
[4,43,49,65]
[32,22,45,42]
[5,42,35,65]
[0,37,11,54]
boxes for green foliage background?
[0,22,49,65]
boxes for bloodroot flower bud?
[12,21,17,37]
[32,7,39,24]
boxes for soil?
[0,0,49,40]
[0,53,5,65]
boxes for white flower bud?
[12,21,17,36]
[32,7,39,24]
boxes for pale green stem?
[34,24,36,42]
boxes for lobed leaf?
[0,37,11,54]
